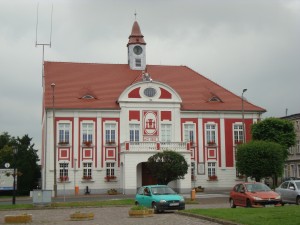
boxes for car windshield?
[151,186,176,195]
[245,183,271,192]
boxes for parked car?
[275,179,300,205]
[135,185,185,213]
[229,182,282,208]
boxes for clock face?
[133,46,143,55]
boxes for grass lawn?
[184,206,300,225]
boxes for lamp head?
[51,83,55,88]
[243,89,247,93]
[12,146,18,154]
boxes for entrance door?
[142,162,157,186]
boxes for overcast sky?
[1,0,299,151]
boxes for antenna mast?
[35,3,53,87]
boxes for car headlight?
[253,196,262,200]
[275,195,281,200]
[159,200,167,203]
[179,197,185,202]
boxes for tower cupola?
[127,20,146,70]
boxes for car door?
[286,182,297,203]
[142,187,153,208]
[234,184,246,206]
[278,181,289,202]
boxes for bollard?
[191,188,196,201]
[75,186,79,195]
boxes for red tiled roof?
[44,61,265,113]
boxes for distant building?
[281,113,300,179]
[41,20,265,195]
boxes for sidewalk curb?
[176,211,242,225]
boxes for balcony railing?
[120,141,188,152]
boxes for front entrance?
[141,162,157,186]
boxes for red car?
[229,182,282,208]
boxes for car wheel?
[229,198,236,208]
[135,201,139,206]
[152,202,159,213]
[246,199,252,208]
[296,196,300,205]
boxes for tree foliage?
[252,118,296,155]
[0,132,40,195]
[146,150,188,185]
[236,141,285,181]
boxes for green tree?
[251,117,296,157]
[236,141,285,182]
[146,150,188,185]
[0,132,40,195]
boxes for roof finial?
[134,10,137,21]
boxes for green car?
[135,185,185,213]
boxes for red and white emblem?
[143,111,158,136]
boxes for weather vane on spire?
[134,10,137,20]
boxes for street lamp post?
[242,89,247,143]
[74,158,77,195]
[12,146,18,205]
[51,83,57,197]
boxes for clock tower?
[127,20,146,70]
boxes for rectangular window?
[161,124,171,142]
[135,58,141,67]
[184,124,195,143]
[129,124,140,142]
[206,124,216,144]
[233,124,243,143]
[296,140,300,154]
[105,123,116,143]
[58,123,70,143]
[59,163,69,181]
[106,162,115,176]
[82,123,93,143]
[191,162,195,181]
[297,164,300,178]
[208,162,216,177]
[83,162,92,178]
[290,164,295,177]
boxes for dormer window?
[81,95,95,99]
[209,96,222,102]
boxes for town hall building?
[41,20,265,195]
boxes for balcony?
[120,141,189,152]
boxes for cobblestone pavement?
[0,197,230,225]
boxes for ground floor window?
[59,162,69,181]
[208,162,216,177]
[106,162,115,177]
[83,162,92,179]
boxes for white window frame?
[106,162,115,177]
[58,123,70,143]
[161,124,172,142]
[59,162,69,178]
[129,124,140,142]
[83,162,92,178]
[184,123,195,144]
[105,123,117,144]
[206,123,216,144]
[82,122,94,143]
[233,123,244,143]
[207,162,216,177]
